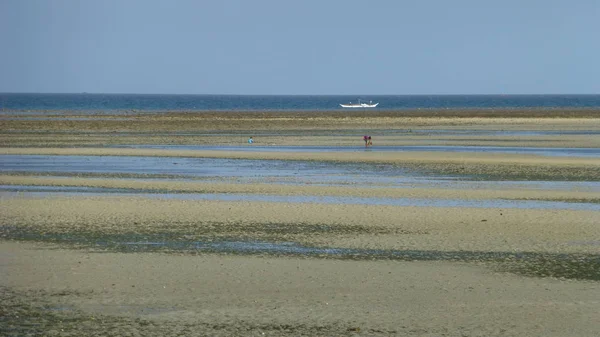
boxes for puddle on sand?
[2,188,599,211]
[2,227,598,281]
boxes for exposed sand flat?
[3,111,600,149]
[1,175,599,202]
[2,111,600,336]
[1,241,599,337]
[2,196,598,253]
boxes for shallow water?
[114,145,600,157]
[2,155,600,191]
[0,155,450,186]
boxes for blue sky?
[1,0,598,94]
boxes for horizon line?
[2,92,600,96]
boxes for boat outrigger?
[339,99,379,108]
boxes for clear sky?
[1,0,598,95]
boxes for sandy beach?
[1,110,600,336]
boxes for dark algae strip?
[2,226,599,281]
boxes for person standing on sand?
[363,135,369,147]
[368,136,372,146]
[248,137,253,144]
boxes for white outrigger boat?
[339,99,379,108]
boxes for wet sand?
[1,110,600,336]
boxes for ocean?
[1,93,600,113]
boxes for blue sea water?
[1,93,600,113]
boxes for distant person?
[368,136,372,146]
[248,137,253,144]
[363,135,368,147]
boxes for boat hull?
[340,103,379,108]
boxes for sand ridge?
[1,175,599,201]
[2,147,599,166]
